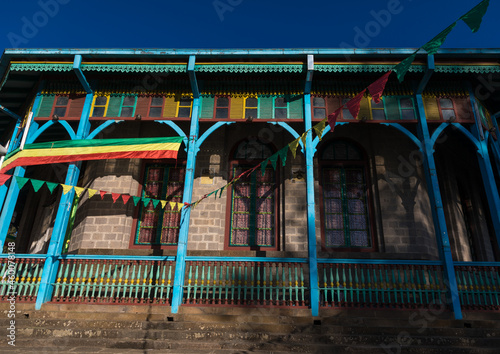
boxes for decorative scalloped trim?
[435,65,500,74]
[10,63,73,72]
[195,64,303,73]
[315,64,424,73]
[81,64,186,73]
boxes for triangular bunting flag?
[99,190,107,200]
[45,181,58,194]
[74,186,85,198]
[313,118,327,141]
[15,176,29,190]
[169,201,177,211]
[288,138,300,159]
[0,174,12,186]
[160,200,167,209]
[300,131,308,149]
[328,108,341,132]
[460,0,489,33]
[346,90,366,119]
[142,197,151,207]
[269,153,279,171]
[87,188,98,199]
[132,196,141,206]
[218,186,225,198]
[261,159,269,176]
[122,194,131,205]
[367,71,392,103]
[111,193,121,203]
[151,199,160,208]
[30,179,44,192]
[393,51,418,83]
[178,203,184,211]
[422,22,457,55]
[61,184,73,195]
[277,147,288,167]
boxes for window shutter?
[67,95,85,118]
[358,97,371,120]
[288,96,303,119]
[162,96,177,118]
[230,97,245,119]
[36,95,55,117]
[106,96,122,117]
[135,97,150,117]
[326,97,341,114]
[423,97,440,120]
[259,96,273,119]
[455,98,473,122]
[200,96,215,118]
[384,97,400,120]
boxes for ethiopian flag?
[0,136,183,174]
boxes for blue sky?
[0,0,497,51]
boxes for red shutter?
[135,97,150,118]
[455,98,473,122]
[67,95,86,118]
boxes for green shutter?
[36,95,55,117]
[106,96,122,117]
[259,96,273,119]
[384,97,401,120]
[200,96,215,119]
[288,96,303,119]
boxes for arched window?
[320,140,374,250]
[226,139,278,250]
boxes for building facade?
[0,49,499,319]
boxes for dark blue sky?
[0,0,497,52]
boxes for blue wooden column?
[304,55,319,316]
[36,55,93,309]
[0,87,43,248]
[414,55,461,319]
[0,112,22,215]
[171,55,200,313]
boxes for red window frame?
[437,97,457,122]
[214,96,231,119]
[148,96,164,118]
[311,96,327,120]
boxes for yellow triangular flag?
[289,138,300,159]
[313,118,327,141]
[87,189,98,199]
[74,186,85,198]
[169,202,177,211]
[300,131,308,149]
[61,184,73,195]
[160,200,167,209]
[177,202,184,210]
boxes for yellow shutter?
[358,97,371,120]
[163,96,178,118]
[423,96,440,120]
[230,97,245,119]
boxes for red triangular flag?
[0,174,12,186]
[111,193,121,203]
[100,190,107,199]
[346,89,366,120]
[327,108,341,132]
[367,71,392,104]
[121,194,131,205]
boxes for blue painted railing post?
[304,55,319,316]
[414,55,462,319]
[35,55,93,309]
[0,83,44,248]
[171,55,200,313]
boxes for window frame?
[129,159,185,250]
[369,97,387,121]
[148,96,164,118]
[318,139,376,252]
[437,97,458,122]
[176,96,193,118]
[397,97,417,121]
[311,96,327,120]
[51,95,70,119]
[119,95,137,118]
[91,94,110,118]
[213,96,231,119]
[224,140,279,251]
[244,96,259,119]
[273,96,289,119]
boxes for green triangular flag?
[30,179,44,192]
[45,181,58,194]
[151,199,160,208]
[15,176,29,190]
[460,0,489,33]
[289,138,300,159]
[142,197,151,207]
[218,186,225,198]
[261,159,269,176]
[277,147,288,167]
[313,118,327,141]
[422,22,456,55]
[132,196,141,206]
[269,153,279,171]
[393,50,418,83]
